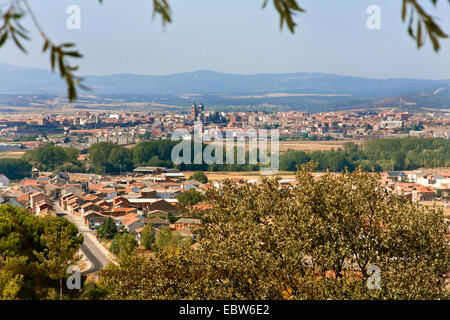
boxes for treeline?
[0,159,31,180]
[23,144,84,173]
[89,141,175,174]
[364,137,450,169]
[280,137,450,172]
[0,145,84,180]
[1,138,448,179]
[97,137,447,174]
[88,141,259,174]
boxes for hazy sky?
[1,0,449,79]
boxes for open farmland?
[0,151,25,159]
[205,139,366,154]
[182,170,297,181]
[278,140,365,153]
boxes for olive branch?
[402,0,449,51]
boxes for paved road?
[80,242,102,273]
[55,203,115,273]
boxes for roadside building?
[0,174,10,187]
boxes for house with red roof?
[145,199,178,214]
[80,202,103,216]
[412,186,435,202]
[35,200,54,215]
[0,174,10,187]
[96,188,118,200]
[30,192,50,212]
[173,218,201,231]
[117,213,144,233]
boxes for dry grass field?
[278,140,365,153]
[0,151,25,159]
[205,139,366,154]
[182,170,297,181]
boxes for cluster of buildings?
[0,164,449,252]
[0,168,205,246]
[0,108,448,152]
[271,169,450,205]
[383,170,450,203]
[236,170,450,205]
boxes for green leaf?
[417,20,422,47]
[10,31,27,53]
[50,47,56,71]
[0,32,8,48]
[64,51,83,58]
[42,39,50,52]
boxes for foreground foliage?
[0,205,83,300]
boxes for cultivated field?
[278,140,365,153]
[0,151,25,159]
[205,139,367,154]
[182,171,297,181]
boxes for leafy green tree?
[109,147,134,174]
[154,227,173,250]
[392,152,406,171]
[155,227,184,250]
[54,161,84,174]
[132,140,177,167]
[89,142,133,174]
[0,158,31,180]
[79,280,109,300]
[146,155,172,167]
[176,189,204,207]
[279,150,311,171]
[0,206,42,299]
[97,217,117,240]
[23,144,81,172]
[279,138,450,172]
[101,163,450,300]
[141,225,156,250]
[139,132,152,140]
[110,233,138,258]
[33,218,83,300]
[0,205,84,300]
[0,256,25,300]
[189,172,208,184]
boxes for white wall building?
[0,175,10,187]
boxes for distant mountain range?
[1,63,449,111]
